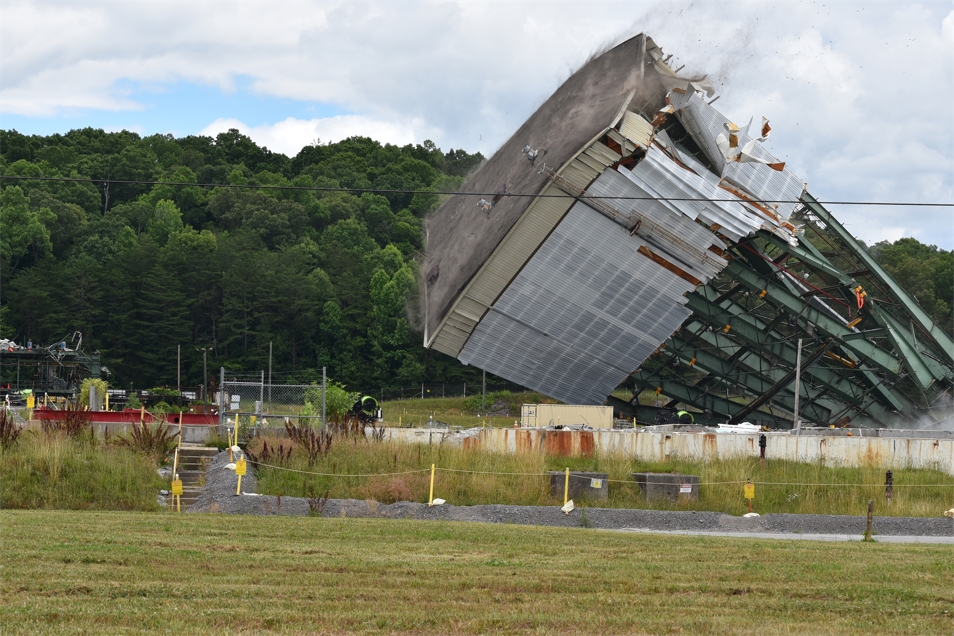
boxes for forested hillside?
[0,128,483,390]
[1,127,950,393]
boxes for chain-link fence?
[217,374,529,435]
[378,382,526,402]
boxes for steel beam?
[684,287,907,418]
[667,333,833,424]
[801,192,954,365]
[726,260,907,378]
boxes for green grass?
[2,510,951,635]
[251,436,954,517]
[379,391,558,428]
[0,431,165,511]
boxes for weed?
[0,409,23,450]
[114,420,179,460]
[41,410,92,439]
[284,419,332,465]
[580,506,591,528]
[246,439,294,467]
[306,484,330,516]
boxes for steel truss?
[616,193,954,428]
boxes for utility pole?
[177,345,181,395]
[793,338,803,435]
[196,348,210,402]
[268,341,272,412]
[219,367,225,433]
[321,366,326,430]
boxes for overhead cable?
[0,174,951,208]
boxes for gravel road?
[189,451,954,538]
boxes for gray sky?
[2,0,952,248]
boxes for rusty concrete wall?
[382,428,954,476]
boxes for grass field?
[2,511,951,635]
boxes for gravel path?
[189,451,954,538]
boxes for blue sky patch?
[0,77,349,139]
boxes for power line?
[1,174,951,208]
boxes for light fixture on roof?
[522,144,546,166]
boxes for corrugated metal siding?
[619,111,655,147]
[429,183,576,358]
[620,146,767,244]
[459,205,695,405]
[584,142,622,166]
[669,89,805,220]
[562,161,599,191]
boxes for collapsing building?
[424,34,954,428]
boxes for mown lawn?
[2,511,951,635]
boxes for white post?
[793,338,803,435]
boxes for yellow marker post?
[744,479,755,514]
[235,458,247,495]
[228,426,234,462]
[178,411,183,450]
[171,477,183,512]
[564,468,570,506]
[105,392,109,411]
[428,464,436,506]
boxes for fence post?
[864,500,874,541]
[885,471,893,505]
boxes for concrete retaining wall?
[383,427,954,476]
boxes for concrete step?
[176,470,205,484]
[178,446,220,457]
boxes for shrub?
[78,378,108,410]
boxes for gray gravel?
[189,451,954,538]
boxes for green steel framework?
[612,192,954,428]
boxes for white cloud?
[199,115,440,156]
[1,0,952,246]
